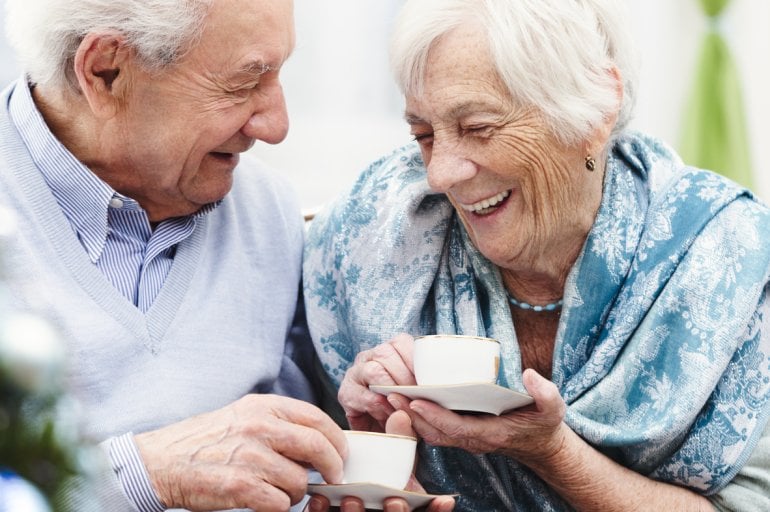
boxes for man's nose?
[240,82,290,144]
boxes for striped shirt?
[8,79,217,314]
[7,77,221,512]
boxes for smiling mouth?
[459,190,511,215]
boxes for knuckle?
[264,462,308,504]
[286,469,309,502]
[371,342,396,358]
[353,349,373,365]
[248,487,290,512]
[301,428,330,455]
[392,332,413,343]
[421,430,443,445]
[220,473,252,499]
[440,421,468,440]
[362,360,390,382]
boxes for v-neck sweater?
[0,83,315,510]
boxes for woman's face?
[405,27,605,273]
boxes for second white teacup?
[342,431,416,489]
[413,334,500,386]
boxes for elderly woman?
[303,0,770,510]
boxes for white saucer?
[369,382,533,415]
[307,482,442,510]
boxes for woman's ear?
[591,65,623,150]
[72,32,132,119]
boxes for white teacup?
[413,334,500,386]
[342,431,416,489]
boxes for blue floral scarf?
[304,132,770,511]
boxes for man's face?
[99,0,295,221]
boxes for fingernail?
[341,500,365,512]
[307,496,324,512]
[387,395,401,409]
[384,499,409,512]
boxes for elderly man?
[0,0,456,509]
[0,0,342,510]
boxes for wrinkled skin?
[337,334,567,468]
[135,394,347,511]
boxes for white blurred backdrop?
[1,0,768,210]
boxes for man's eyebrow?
[237,60,274,76]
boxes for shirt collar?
[7,77,220,262]
[9,77,118,262]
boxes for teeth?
[461,190,511,213]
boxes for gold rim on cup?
[343,431,417,442]
[414,334,500,345]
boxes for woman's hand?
[387,368,569,465]
[306,411,455,512]
[337,333,418,432]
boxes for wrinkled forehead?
[407,27,508,103]
[195,0,295,70]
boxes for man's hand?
[134,394,347,512]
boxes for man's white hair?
[3,0,214,92]
[390,0,639,145]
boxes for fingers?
[265,420,345,485]
[339,376,393,432]
[306,494,330,512]
[265,395,349,460]
[338,333,417,432]
[251,395,348,483]
[308,493,454,512]
[426,495,456,512]
[389,395,473,449]
[382,497,411,511]
[383,495,455,511]
[232,395,346,484]
[382,333,417,384]
[153,456,302,510]
[346,410,388,433]
[236,450,310,506]
[385,370,569,462]
[135,394,348,509]
[340,496,366,512]
[352,334,417,387]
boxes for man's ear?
[73,33,132,119]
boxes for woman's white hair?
[3,0,214,92]
[390,0,639,145]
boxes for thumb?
[522,368,566,420]
[384,409,415,438]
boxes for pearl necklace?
[506,293,563,312]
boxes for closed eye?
[461,125,493,137]
[412,132,434,148]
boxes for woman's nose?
[426,143,477,193]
